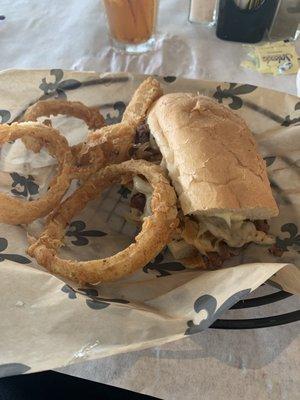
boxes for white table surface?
[1,1,300,399]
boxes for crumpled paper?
[0,69,299,377]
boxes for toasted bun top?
[147,93,279,220]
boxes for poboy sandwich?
[130,93,279,268]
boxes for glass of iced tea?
[104,0,159,53]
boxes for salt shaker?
[189,0,218,26]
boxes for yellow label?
[242,41,299,75]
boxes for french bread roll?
[147,93,279,220]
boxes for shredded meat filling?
[269,244,284,257]
[254,220,270,234]
[134,123,150,144]
[130,192,146,213]
[131,122,162,163]
[204,242,240,269]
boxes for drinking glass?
[104,0,159,54]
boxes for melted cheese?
[168,239,196,259]
[198,216,274,248]
[182,218,219,254]
[195,211,244,228]
[133,176,152,195]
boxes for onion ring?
[0,122,73,225]
[121,76,163,127]
[28,160,178,284]
[23,99,105,130]
[22,100,105,156]
[77,77,163,176]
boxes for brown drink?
[104,0,158,53]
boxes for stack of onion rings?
[0,77,181,284]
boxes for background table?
[1,1,300,399]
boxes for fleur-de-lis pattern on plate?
[281,102,300,127]
[213,83,257,110]
[143,251,185,277]
[61,284,77,299]
[185,289,251,335]
[66,220,107,246]
[39,69,82,100]
[163,76,177,83]
[10,173,39,198]
[0,109,10,124]
[61,285,130,310]
[274,223,300,253]
[0,363,30,378]
[0,238,31,264]
[104,101,126,125]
